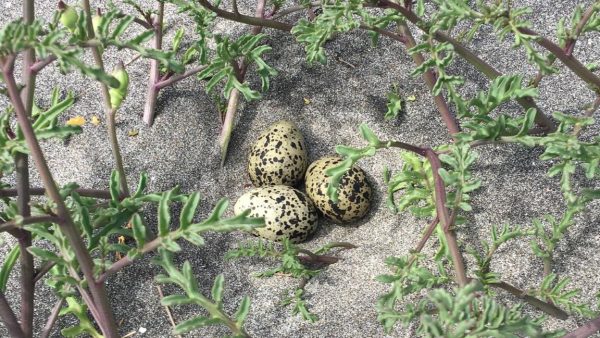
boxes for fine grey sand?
[1,0,599,337]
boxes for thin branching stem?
[519,27,600,92]
[30,55,57,74]
[82,0,129,197]
[16,1,36,335]
[490,281,568,320]
[40,298,65,338]
[0,215,59,233]
[397,22,460,137]
[219,0,268,165]
[155,66,206,89]
[377,0,556,132]
[33,261,55,284]
[97,236,162,283]
[565,3,599,56]
[1,59,119,338]
[425,149,468,287]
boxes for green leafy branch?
[531,274,596,318]
[198,33,277,101]
[154,249,252,337]
[376,255,450,332]
[227,239,355,321]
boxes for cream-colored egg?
[247,121,308,187]
[234,185,318,243]
[305,156,372,223]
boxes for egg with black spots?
[234,185,318,243]
[305,156,372,223]
[248,121,308,187]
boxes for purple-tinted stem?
[0,215,59,233]
[564,315,600,338]
[397,21,461,137]
[2,57,119,338]
[40,298,65,338]
[0,291,24,338]
[142,1,164,126]
[155,66,206,90]
[16,1,36,336]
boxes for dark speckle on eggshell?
[248,121,308,187]
[305,156,372,223]
[234,185,318,243]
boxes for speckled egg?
[305,156,372,223]
[234,185,318,243]
[247,121,308,187]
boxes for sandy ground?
[1,0,600,337]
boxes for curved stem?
[197,0,293,31]
[519,27,600,92]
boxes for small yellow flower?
[66,116,85,126]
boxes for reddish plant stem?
[219,0,268,165]
[0,291,24,338]
[564,315,600,338]
[1,59,119,338]
[155,66,206,89]
[565,4,598,57]
[0,215,59,233]
[425,149,468,287]
[519,27,600,92]
[384,139,468,287]
[40,298,65,338]
[197,0,293,31]
[15,1,36,336]
[97,236,162,283]
[143,1,165,126]
[0,187,113,199]
[406,217,440,268]
[397,21,460,137]
[30,55,57,74]
[490,281,568,319]
[377,0,556,133]
[33,261,55,284]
